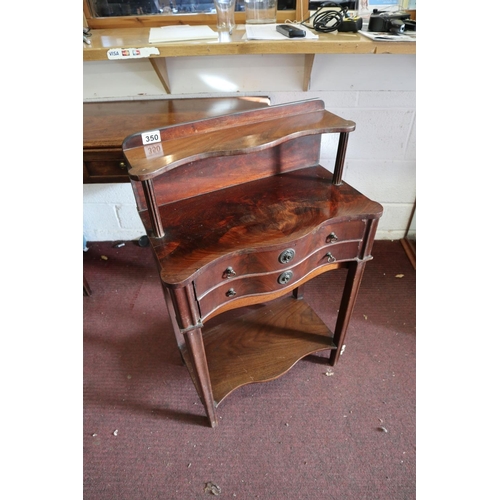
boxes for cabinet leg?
[329,260,367,366]
[163,287,186,355]
[293,284,305,300]
[184,328,218,428]
[83,274,91,296]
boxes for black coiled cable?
[301,3,348,33]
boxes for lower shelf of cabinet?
[197,296,336,406]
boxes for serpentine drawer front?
[195,235,364,319]
[122,99,383,427]
[196,241,363,318]
[193,219,367,299]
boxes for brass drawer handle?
[326,232,338,243]
[223,267,236,279]
[226,288,236,297]
[118,161,127,170]
[278,248,295,264]
[325,252,336,263]
[278,271,293,285]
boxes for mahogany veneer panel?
[123,99,355,181]
[142,166,381,286]
[200,297,335,405]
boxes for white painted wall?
[83,50,416,241]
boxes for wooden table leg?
[168,285,218,427]
[163,287,187,363]
[184,327,218,428]
[83,274,92,296]
[329,260,367,366]
[293,284,305,300]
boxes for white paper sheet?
[149,26,218,43]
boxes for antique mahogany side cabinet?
[122,99,383,427]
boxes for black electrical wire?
[300,2,348,33]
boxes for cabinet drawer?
[83,150,130,183]
[196,240,362,318]
[193,219,366,297]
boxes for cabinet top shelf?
[122,99,354,181]
[83,26,416,61]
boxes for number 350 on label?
[141,130,161,145]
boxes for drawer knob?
[278,270,293,285]
[226,288,237,297]
[325,252,336,263]
[278,248,295,264]
[326,232,338,243]
[223,267,236,279]
[118,161,127,170]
